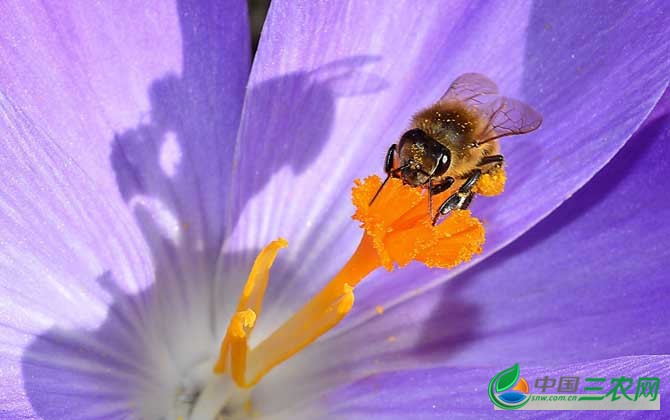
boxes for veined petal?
[0,0,250,270]
[0,95,153,417]
[0,1,250,417]
[224,0,670,342]
[315,356,670,419]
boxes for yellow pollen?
[473,166,506,196]
[229,309,256,338]
[375,305,385,315]
[214,175,488,389]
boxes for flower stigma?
[193,172,505,418]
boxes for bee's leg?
[477,154,504,168]
[428,177,455,218]
[459,169,481,193]
[429,177,455,195]
[433,195,462,225]
[370,145,398,206]
[433,170,481,225]
[460,192,475,210]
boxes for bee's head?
[398,129,451,186]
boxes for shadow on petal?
[109,55,386,278]
[21,272,151,418]
[411,275,481,363]
[20,1,389,416]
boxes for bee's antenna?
[369,163,410,206]
[369,174,391,206]
[428,177,434,217]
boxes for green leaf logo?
[495,363,520,393]
[488,363,529,410]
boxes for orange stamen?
[213,238,287,379]
[214,175,486,389]
[352,175,485,269]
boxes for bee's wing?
[474,96,543,144]
[440,73,499,103]
[441,73,542,144]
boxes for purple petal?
[0,1,249,261]
[0,96,153,417]
[316,356,670,419]
[223,0,670,338]
[0,2,249,417]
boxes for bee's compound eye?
[399,128,428,149]
[405,128,427,139]
[433,145,451,176]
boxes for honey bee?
[370,73,542,224]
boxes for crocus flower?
[1,1,668,419]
